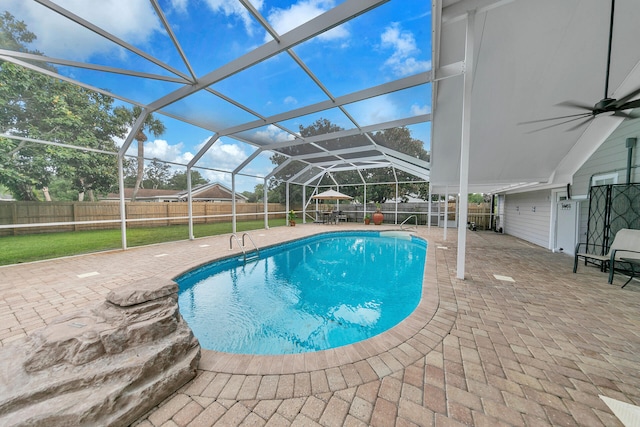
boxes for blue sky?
[4,0,432,192]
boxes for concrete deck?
[1,224,639,426]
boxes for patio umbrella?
[311,189,352,223]
[310,189,353,200]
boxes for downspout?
[626,137,636,183]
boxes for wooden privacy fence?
[0,202,286,236]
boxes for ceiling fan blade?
[518,112,592,125]
[564,116,594,132]
[556,101,594,111]
[524,115,592,134]
[615,98,640,111]
[611,87,640,108]
[612,111,635,119]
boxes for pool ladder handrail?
[400,214,418,231]
[229,232,260,263]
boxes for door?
[556,199,578,255]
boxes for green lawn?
[0,219,285,266]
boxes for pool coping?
[195,228,457,381]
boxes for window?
[592,173,618,186]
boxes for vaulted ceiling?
[431,0,640,194]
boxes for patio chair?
[329,210,339,224]
[573,228,640,284]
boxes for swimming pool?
[176,231,427,355]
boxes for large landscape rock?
[0,277,201,427]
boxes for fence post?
[12,202,18,236]
[72,202,78,231]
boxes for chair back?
[608,229,640,259]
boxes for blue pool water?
[176,231,427,355]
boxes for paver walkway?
[1,225,639,426]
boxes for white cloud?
[187,138,250,172]
[201,170,232,186]
[381,23,431,77]
[191,138,259,187]
[170,0,189,14]
[203,0,265,36]
[265,0,348,42]
[363,96,400,124]
[253,125,296,144]
[5,0,163,61]
[145,139,187,163]
[284,96,298,105]
[410,103,430,116]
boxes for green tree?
[0,11,41,55]
[166,170,208,190]
[468,193,484,204]
[122,158,138,188]
[0,12,128,201]
[144,158,171,189]
[242,183,265,203]
[47,177,79,201]
[269,119,429,204]
[117,106,166,201]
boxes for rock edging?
[0,277,200,427]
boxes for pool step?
[244,252,260,263]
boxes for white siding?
[573,119,640,196]
[504,190,551,248]
[572,118,640,239]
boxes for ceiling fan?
[520,0,640,133]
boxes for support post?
[117,154,127,250]
[286,182,290,226]
[302,186,307,224]
[187,167,194,240]
[456,11,475,280]
[263,178,269,229]
[231,173,237,234]
[428,186,432,228]
[363,183,368,221]
[395,181,399,224]
[444,188,448,241]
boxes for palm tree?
[127,106,166,201]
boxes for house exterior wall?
[572,119,640,239]
[503,189,552,248]
[498,120,640,250]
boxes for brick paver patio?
[1,225,639,426]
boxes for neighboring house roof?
[177,183,249,201]
[103,183,248,202]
